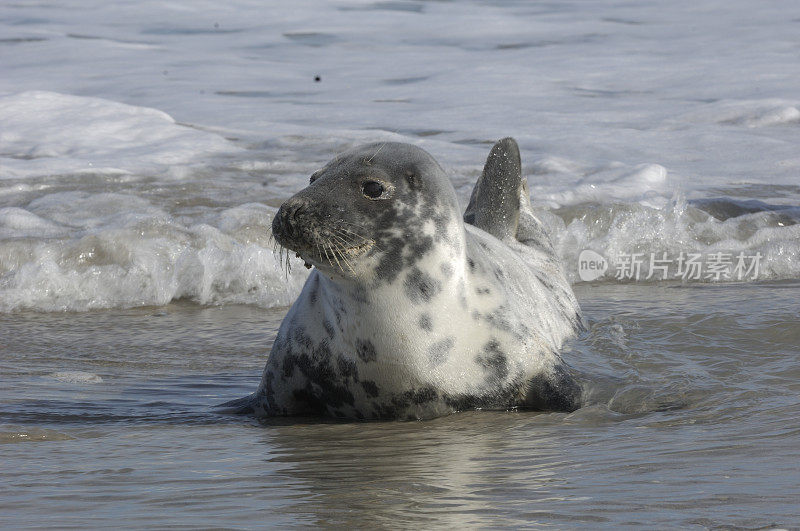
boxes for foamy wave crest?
[0,194,308,312]
[0,91,239,179]
[675,99,800,128]
[532,161,671,209]
[545,196,800,284]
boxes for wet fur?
[226,139,583,420]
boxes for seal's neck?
[316,249,469,311]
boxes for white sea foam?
[1,1,799,311]
[3,188,798,313]
[49,371,104,384]
[674,99,800,128]
[0,91,239,179]
[0,195,308,312]
[549,197,800,283]
[530,162,670,209]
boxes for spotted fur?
[224,139,583,420]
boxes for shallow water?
[2,0,800,527]
[2,283,799,528]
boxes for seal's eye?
[362,180,385,199]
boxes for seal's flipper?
[464,137,523,241]
[216,393,256,415]
[515,180,555,254]
[464,137,555,252]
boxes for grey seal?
[224,138,583,420]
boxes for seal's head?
[272,142,464,284]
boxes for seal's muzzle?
[272,196,313,250]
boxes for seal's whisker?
[337,247,355,274]
[329,226,357,241]
[334,227,382,252]
[366,142,386,163]
[328,242,347,272]
[276,245,289,277]
[332,229,379,254]
[326,242,344,271]
[322,243,334,267]
[327,235,357,273]
[328,231,356,249]
[333,233,367,252]
[334,226,369,242]
[315,242,324,267]
[334,243,353,274]
[272,238,282,264]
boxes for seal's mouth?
[283,237,375,274]
[291,239,375,272]
[272,197,376,274]
[272,214,375,274]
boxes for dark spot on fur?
[352,285,369,304]
[405,386,438,405]
[356,338,377,363]
[290,325,314,351]
[323,319,336,339]
[525,364,582,412]
[372,401,397,419]
[404,267,441,303]
[476,286,491,295]
[476,339,509,381]
[419,313,433,332]
[406,236,433,265]
[282,352,297,378]
[292,388,327,415]
[374,236,405,283]
[337,355,358,379]
[433,213,450,239]
[485,305,525,340]
[467,258,476,271]
[361,380,380,397]
[277,339,356,411]
[427,336,455,365]
[444,394,483,412]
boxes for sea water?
[1,0,799,527]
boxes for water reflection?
[258,412,575,527]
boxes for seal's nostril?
[282,209,295,238]
[282,214,293,238]
[278,200,307,239]
[288,203,304,222]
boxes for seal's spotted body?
[232,139,583,420]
